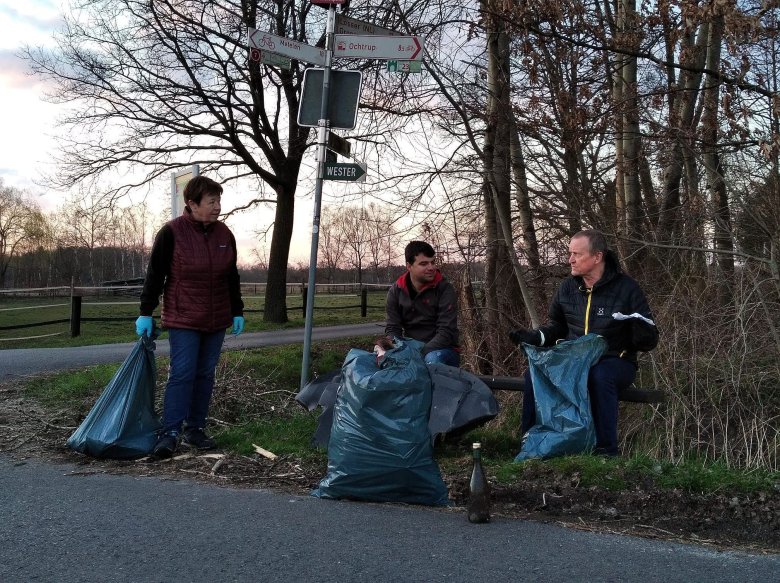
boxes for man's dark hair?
[573,229,608,256]
[405,240,435,265]
[184,175,223,208]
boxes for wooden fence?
[0,283,390,342]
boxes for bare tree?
[364,203,397,283]
[23,0,329,321]
[342,207,371,285]
[0,181,48,287]
[56,192,119,284]
[319,208,349,283]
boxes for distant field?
[0,291,387,349]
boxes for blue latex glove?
[135,316,154,337]
[232,316,245,336]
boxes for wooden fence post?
[70,295,82,337]
[361,286,368,317]
[302,285,307,318]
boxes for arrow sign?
[333,34,424,61]
[327,133,351,157]
[335,14,401,37]
[248,28,326,66]
[324,161,367,182]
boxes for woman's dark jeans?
[161,328,226,435]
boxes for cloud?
[0,4,62,35]
[0,48,39,89]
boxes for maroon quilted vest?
[161,213,235,332]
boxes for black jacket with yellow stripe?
[537,252,658,365]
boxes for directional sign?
[327,133,351,157]
[259,51,291,69]
[248,28,325,66]
[335,14,401,37]
[324,161,367,182]
[333,34,424,61]
[387,60,422,74]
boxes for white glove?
[612,312,656,327]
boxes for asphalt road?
[3,324,779,579]
[1,456,777,583]
[0,322,384,380]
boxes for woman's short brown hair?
[183,175,223,207]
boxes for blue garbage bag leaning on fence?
[312,338,450,506]
[66,331,161,459]
[515,334,607,461]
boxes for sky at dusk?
[0,1,332,264]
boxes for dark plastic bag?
[296,363,498,447]
[515,334,607,461]
[66,333,161,459]
[312,338,450,506]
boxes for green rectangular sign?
[324,162,366,182]
[387,60,422,73]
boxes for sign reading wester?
[324,161,367,182]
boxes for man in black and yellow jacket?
[509,230,658,456]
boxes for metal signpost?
[246,7,425,389]
[299,5,338,391]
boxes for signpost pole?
[300,4,337,390]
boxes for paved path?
[0,322,384,380]
[1,455,777,583]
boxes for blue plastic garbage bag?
[296,363,498,447]
[515,334,607,461]
[66,333,161,459]
[312,338,450,506]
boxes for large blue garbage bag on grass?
[66,333,161,459]
[296,363,498,447]
[313,338,450,506]
[515,334,607,461]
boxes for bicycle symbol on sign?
[259,35,276,50]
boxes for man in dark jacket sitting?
[385,241,460,366]
[509,230,659,456]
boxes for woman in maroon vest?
[136,176,244,458]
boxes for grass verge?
[19,338,780,497]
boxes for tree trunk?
[701,13,733,285]
[263,184,295,323]
[658,22,708,251]
[611,0,627,257]
[480,0,539,372]
[620,0,643,271]
[508,115,540,272]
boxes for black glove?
[509,328,541,346]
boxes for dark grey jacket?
[385,271,459,354]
